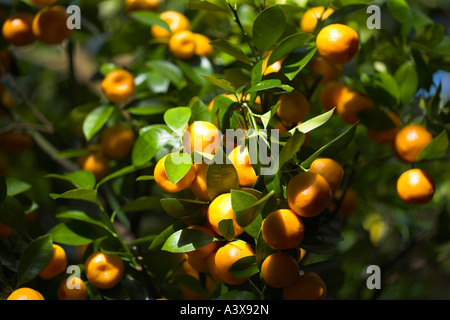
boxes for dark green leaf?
[416,130,449,162]
[132,127,173,167]
[149,221,187,250]
[0,196,27,235]
[5,177,31,196]
[49,221,105,246]
[160,198,207,218]
[161,228,217,253]
[278,129,306,169]
[50,188,98,205]
[357,108,397,130]
[219,219,235,241]
[267,32,314,66]
[228,255,259,279]
[206,149,240,200]
[253,5,286,52]
[281,46,317,81]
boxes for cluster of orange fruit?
[6,243,125,300]
[1,1,73,47]
[300,6,436,206]
[149,10,214,60]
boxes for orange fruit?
[300,6,335,33]
[330,188,358,218]
[30,0,57,5]
[366,111,402,145]
[394,124,433,163]
[227,145,258,188]
[276,93,310,126]
[186,254,210,274]
[308,157,344,194]
[207,193,244,238]
[282,272,327,300]
[2,13,36,47]
[286,171,332,218]
[336,89,374,124]
[316,23,359,65]
[57,277,88,300]
[309,57,342,83]
[101,69,135,104]
[261,209,305,250]
[190,161,211,201]
[397,168,435,204]
[183,121,222,155]
[193,33,214,56]
[39,244,68,280]
[124,0,161,12]
[85,252,124,289]
[185,225,217,259]
[169,30,196,60]
[153,154,196,193]
[261,252,299,288]
[100,125,134,159]
[0,221,14,238]
[206,249,223,283]
[0,131,33,155]
[151,11,190,39]
[7,287,45,300]
[32,6,73,44]
[212,240,254,285]
[76,151,109,181]
[319,80,349,111]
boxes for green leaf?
[278,129,306,169]
[0,196,27,235]
[129,10,170,30]
[0,176,6,204]
[160,198,207,218]
[357,109,397,130]
[132,127,173,167]
[50,188,98,205]
[97,164,149,188]
[414,22,445,48]
[120,196,161,213]
[187,0,228,12]
[149,220,187,250]
[255,230,276,268]
[82,105,114,141]
[49,221,103,246]
[164,152,193,185]
[253,5,286,53]
[228,255,259,279]
[161,228,217,253]
[55,210,111,231]
[387,0,412,37]
[394,62,419,106]
[5,177,31,196]
[201,74,236,93]
[164,107,191,137]
[281,46,317,81]
[209,39,253,65]
[231,189,274,229]
[289,108,335,135]
[267,32,314,67]
[46,170,96,190]
[247,79,293,93]
[301,124,357,168]
[16,234,53,288]
[206,150,240,201]
[416,130,449,162]
[218,219,235,241]
[147,60,186,89]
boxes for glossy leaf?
[161,228,217,253]
[82,105,114,141]
[253,5,286,53]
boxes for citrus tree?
[0,0,449,301]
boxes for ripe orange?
[366,111,402,145]
[183,121,222,155]
[2,13,36,47]
[85,252,124,289]
[57,277,88,300]
[286,171,332,218]
[190,161,211,201]
[124,0,161,12]
[207,193,244,238]
[394,124,433,163]
[7,287,45,300]
[309,57,341,83]
[153,154,196,193]
[316,24,359,65]
[185,254,210,274]
[282,272,327,300]
[101,69,135,104]
[100,125,134,159]
[261,209,305,250]
[308,157,344,194]
[32,6,73,45]
[330,188,358,218]
[397,168,435,204]
[39,244,68,280]
[212,240,254,285]
[30,0,57,5]
[185,225,217,259]
[276,93,310,126]
[0,221,14,238]
[169,30,196,60]
[319,80,349,111]
[76,151,109,181]
[300,6,335,33]
[336,89,374,124]
[193,33,214,56]
[227,145,258,188]
[261,252,299,288]
[151,11,190,39]
[206,249,223,283]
